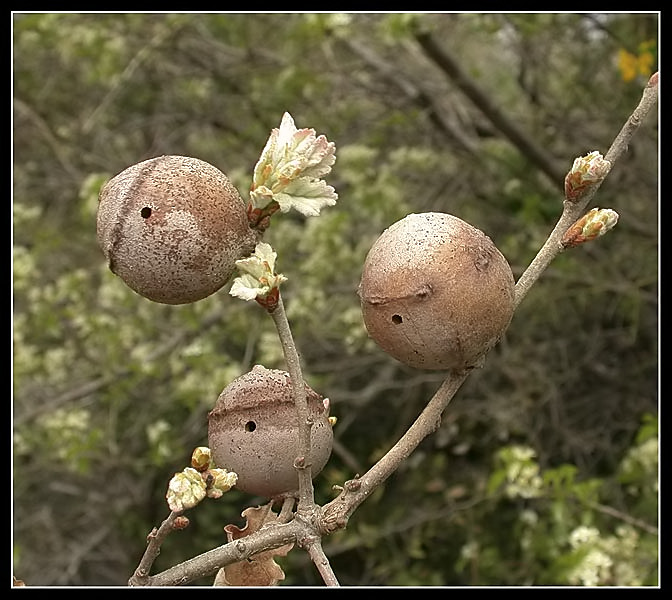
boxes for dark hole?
[244,421,257,432]
[391,314,403,324]
[140,206,152,218]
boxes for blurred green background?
[12,12,658,586]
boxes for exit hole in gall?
[392,314,403,324]
[140,207,152,218]
[244,421,257,432]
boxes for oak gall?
[208,365,333,499]
[97,155,257,304]
[358,212,515,371]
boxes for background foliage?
[12,12,658,586]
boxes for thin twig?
[128,510,182,586]
[303,538,340,587]
[143,519,305,586]
[269,294,315,513]
[514,72,658,309]
[589,502,659,536]
[321,370,469,527]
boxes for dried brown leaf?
[214,504,294,586]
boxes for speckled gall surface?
[359,212,515,370]
[97,155,257,304]
[208,365,334,498]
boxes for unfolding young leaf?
[249,112,337,218]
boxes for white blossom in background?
[569,525,600,549]
[503,446,544,499]
[568,548,613,586]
